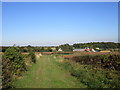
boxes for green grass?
[13,55,86,88]
[59,59,120,88]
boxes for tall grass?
[60,52,120,88]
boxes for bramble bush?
[59,61,120,88]
[64,53,120,70]
[61,53,120,88]
[2,47,26,89]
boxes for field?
[13,55,85,88]
[1,48,120,88]
[12,52,120,88]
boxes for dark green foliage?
[1,46,9,52]
[67,54,120,70]
[71,66,106,88]
[59,61,120,88]
[61,53,120,88]
[47,47,52,52]
[73,42,120,50]
[29,51,36,63]
[59,44,73,52]
[2,47,26,88]
[1,42,119,52]
[19,47,28,52]
[28,48,36,63]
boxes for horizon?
[2,2,118,46]
[1,41,119,47]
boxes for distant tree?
[73,42,120,50]
[47,47,52,52]
[40,47,45,52]
[27,45,31,47]
[59,44,73,52]
[56,47,59,51]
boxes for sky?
[2,2,118,46]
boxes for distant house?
[91,49,96,52]
[85,48,90,52]
[58,48,62,52]
[73,49,85,52]
[96,48,99,50]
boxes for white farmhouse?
[73,49,85,52]
[58,48,62,52]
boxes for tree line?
[1,42,120,52]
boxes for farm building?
[85,48,90,52]
[91,49,96,52]
[58,48,62,52]
[73,49,85,52]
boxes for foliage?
[73,42,120,50]
[28,48,36,63]
[61,52,120,88]
[62,52,120,88]
[1,42,120,52]
[59,44,73,52]
[63,52,120,70]
[59,60,120,88]
[71,65,120,88]
[2,47,26,88]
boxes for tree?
[47,47,52,52]
[59,44,73,52]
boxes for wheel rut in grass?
[14,55,83,88]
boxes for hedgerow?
[59,60,120,88]
[61,53,120,88]
[64,53,120,70]
[2,47,26,89]
[28,48,36,63]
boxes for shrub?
[59,59,120,88]
[64,53,120,70]
[28,48,36,63]
[2,47,26,88]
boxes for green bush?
[2,47,26,88]
[28,48,36,63]
[71,54,120,70]
[59,60,120,88]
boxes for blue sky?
[2,2,118,46]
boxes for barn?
[73,49,85,52]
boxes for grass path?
[14,55,84,88]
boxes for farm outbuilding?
[58,48,62,52]
[73,49,85,52]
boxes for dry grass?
[63,52,120,59]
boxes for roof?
[58,48,62,51]
[73,49,85,51]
